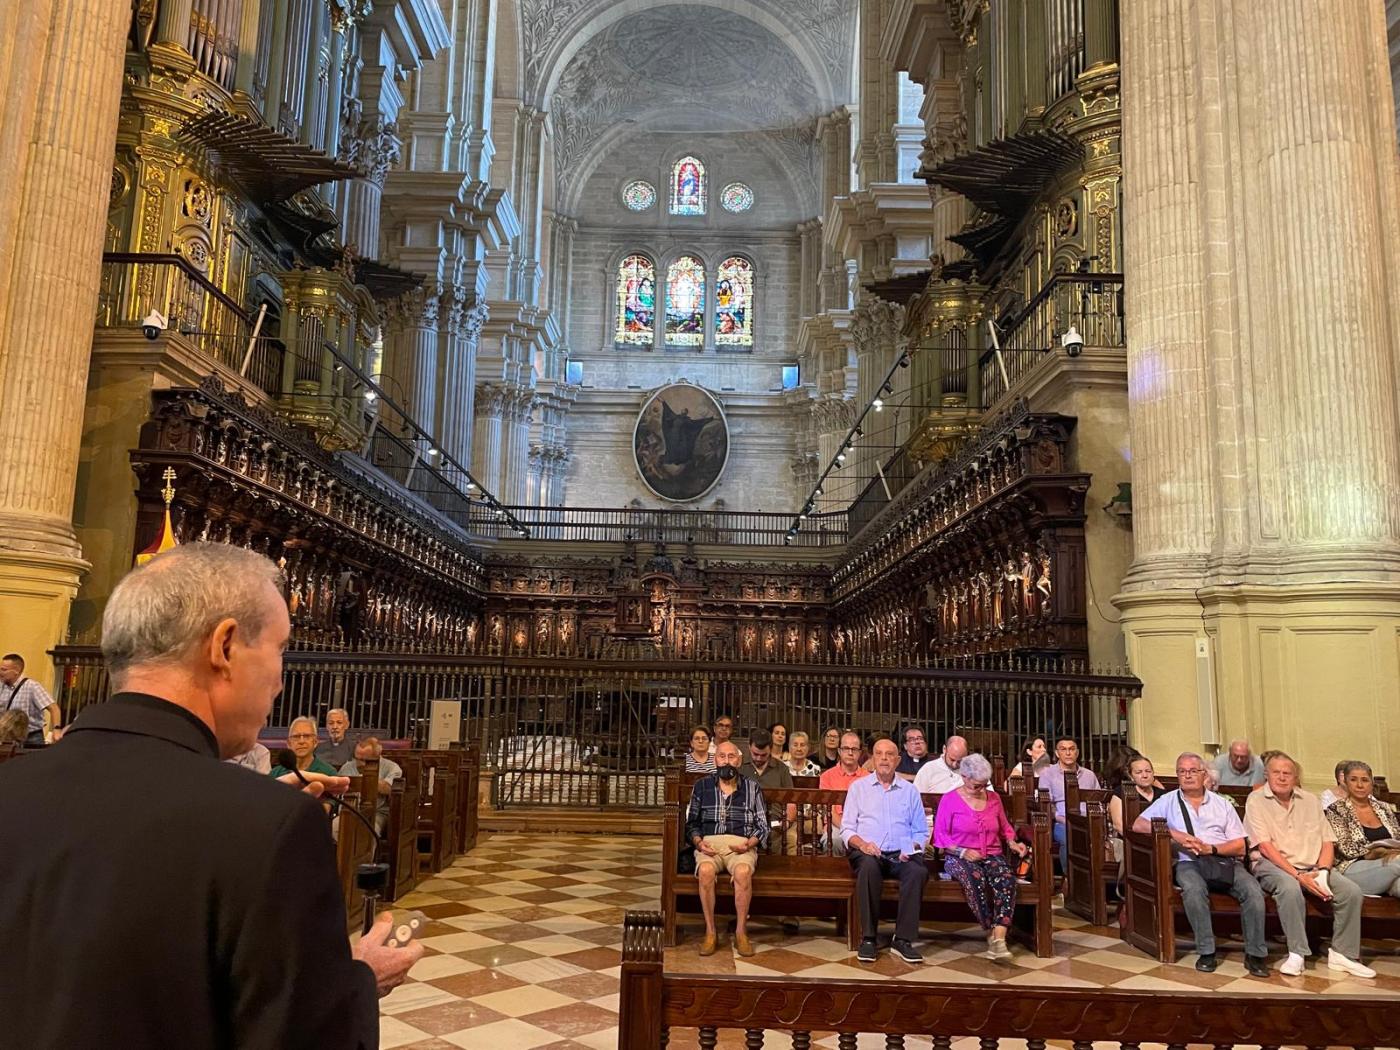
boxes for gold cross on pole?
[161,467,177,506]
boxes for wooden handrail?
[619,910,1392,1048]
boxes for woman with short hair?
[1326,761,1400,899]
[785,731,822,777]
[684,725,716,773]
[932,752,1029,959]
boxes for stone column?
[382,285,441,434]
[0,0,128,684]
[441,298,487,467]
[1116,0,1400,786]
[339,112,400,257]
[471,383,508,495]
[500,389,535,506]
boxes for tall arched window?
[714,256,754,346]
[669,156,706,215]
[615,254,655,345]
[665,255,705,344]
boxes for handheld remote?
[387,911,427,949]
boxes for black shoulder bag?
[1177,792,1237,884]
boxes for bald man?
[914,735,968,795]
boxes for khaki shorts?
[695,834,759,874]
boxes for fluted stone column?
[500,390,535,506]
[0,0,128,685]
[471,383,508,495]
[1116,0,1400,785]
[382,285,441,434]
[441,298,487,467]
[338,112,400,256]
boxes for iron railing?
[51,646,1138,810]
[468,505,848,547]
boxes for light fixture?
[881,382,893,396]
[428,447,439,457]
[898,354,910,368]
[799,508,809,519]
[854,427,864,439]
[365,390,377,402]
[466,480,476,490]
[836,450,846,463]
[873,398,884,411]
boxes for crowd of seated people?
[678,720,1400,975]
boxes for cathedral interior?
[5,0,1400,1039]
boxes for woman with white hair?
[932,752,1029,959]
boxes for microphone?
[275,749,381,844]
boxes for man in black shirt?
[0,543,419,1049]
[896,724,934,780]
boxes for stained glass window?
[714,256,754,346]
[622,180,656,211]
[720,183,754,213]
[669,156,706,215]
[615,254,656,345]
[665,255,705,344]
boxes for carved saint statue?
[489,614,503,645]
[832,625,846,654]
[536,616,551,649]
[1036,550,1054,614]
[1019,552,1036,618]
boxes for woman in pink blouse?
[932,752,1029,959]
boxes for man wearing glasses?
[819,731,871,855]
[1132,752,1270,977]
[270,716,339,778]
[1037,736,1101,873]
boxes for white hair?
[959,753,993,782]
[102,543,284,680]
[289,716,318,736]
[327,708,348,721]
[789,731,810,745]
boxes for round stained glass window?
[720,182,754,213]
[623,180,657,211]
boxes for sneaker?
[1195,952,1217,973]
[1279,952,1306,977]
[891,938,923,964]
[1327,949,1377,979]
[856,937,879,963]
[1245,955,1271,978]
[989,937,1012,960]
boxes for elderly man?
[842,738,930,964]
[1246,752,1374,978]
[1213,739,1266,787]
[1037,736,1101,872]
[271,715,339,778]
[317,708,354,768]
[685,739,768,957]
[913,734,968,795]
[896,724,933,780]
[339,736,403,835]
[1133,753,1270,976]
[819,730,871,854]
[0,653,62,748]
[0,542,420,1048]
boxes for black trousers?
[848,851,929,940]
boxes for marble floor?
[378,832,1400,1049]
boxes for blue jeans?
[1053,821,1067,873]
[1174,860,1267,957]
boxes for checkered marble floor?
[379,832,1400,1050]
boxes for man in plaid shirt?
[684,740,769,956]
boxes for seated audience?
[1037,736,1101,872]
[684,725,716,773]
[819,731,870,853]
[932,752,1028,959]
[896,724,934,780]
[767,722,790,761]
[913,734,968,795]
[270,716,338,777]
[841,738,930,964]
[1008,736,1051,780]
[1213,738,1266,787]
[785,731,821,777]
[684,740,768,956]
[0,709,30,746]
[316,707,354,768]
[817,727,841,770]
[226,741,271,775]
[1319,759,1351,809]
[1246,752,1373,978]
[0,653,61,747]
[1325,760,1400,900]
[1108,754,1166,839]
[1133,753,1269,976]
[710,713,736,755]
[740,730,796,853]
[338,736,402,836]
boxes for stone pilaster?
[1116,0,1400,786]
[381,284,441,433]
[471,382,508,495]
[441,297,487,467]
[0,0,128,684]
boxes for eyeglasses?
[838,746,860,753]
[1176,768,1204,776]
[288,733,316,740]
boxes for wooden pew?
[452,744,481,857]
[661,770,1057,957]
[334,758,380,931]
[383,750,423,900]
[415,750,462,875]
[1064,794,1113,927]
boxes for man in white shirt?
[913,735,968,795]
[0,653,61,747]
[339,736,404,836]
[1134,752,1269,977]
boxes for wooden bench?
[661,769,1057,957]
[1121,788,1400,961]
[383,750,423,900]
[334,758,381,931]
[416,750,462,875]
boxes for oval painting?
[633,384,729,502]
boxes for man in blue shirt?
[840,737,929,963]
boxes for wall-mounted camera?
[141,310,168,341]
[1060,324,1084,358]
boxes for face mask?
[717,765,738,781]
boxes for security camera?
[141,310,168,341]
[1061,324,1084,358]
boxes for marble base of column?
[0,517,89,690]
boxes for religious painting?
[664,255,705,345]
[670,155,705,215]
[633,383,729,502]
[714,255,753,345]
[615,253,655,345]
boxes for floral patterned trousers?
[944,853,1017,930]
